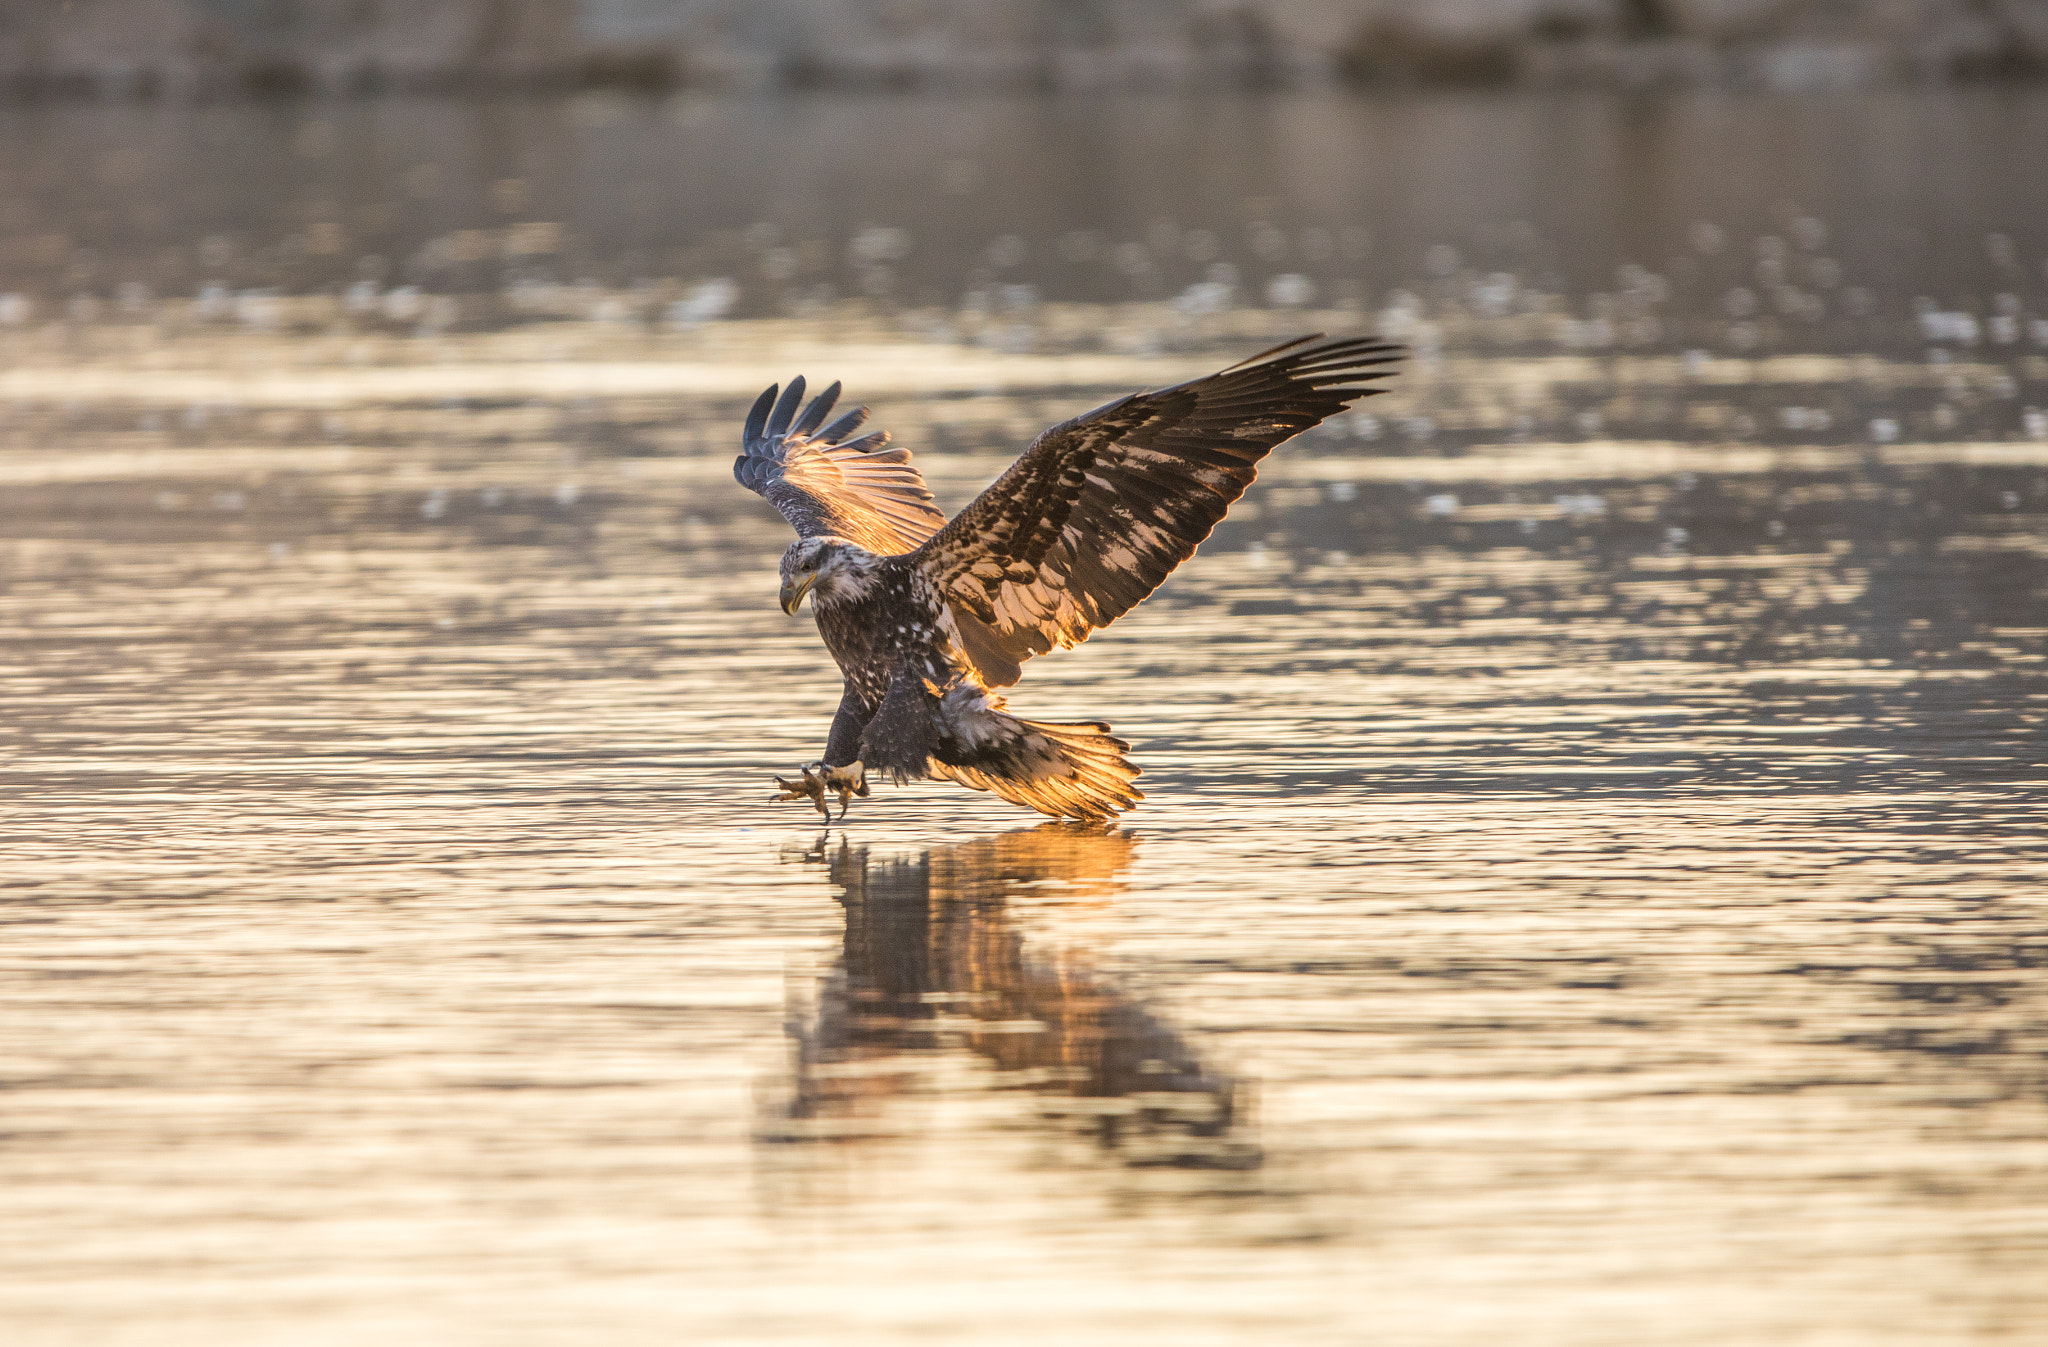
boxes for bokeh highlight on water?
[1,90,2046,1343]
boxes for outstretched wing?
[733,376,947,554]
[914,335,1401,687]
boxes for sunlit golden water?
[4,88,2048,1345]
[1,309,2043,1345]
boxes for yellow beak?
[779,574,815,615]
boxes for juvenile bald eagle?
[735,335,1401,821]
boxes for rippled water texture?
[3,91,2047,1344]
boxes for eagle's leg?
[820,684,869,773]
[774,685,873,821]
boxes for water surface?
[2,89,2047,1344]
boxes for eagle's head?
[779,536,880,614]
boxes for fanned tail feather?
[929,690,1143,821]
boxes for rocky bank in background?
[1,0,2044,96]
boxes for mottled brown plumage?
[920,335,1401,686]
[734,335,1402,820]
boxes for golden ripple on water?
[0,314,2044,1344]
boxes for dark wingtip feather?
[1227,334,1325,370]
[817,405,871,444]
[743,384,778,448]
[1280,337,1407,393]
[768,376,806,439]
[793,380,841,437]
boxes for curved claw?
[822,761,867,821]
[773,764,831,819]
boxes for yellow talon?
[773,765,830,818]
[774,762,867,821]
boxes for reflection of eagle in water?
[735,335,1401,820]
[761,825,1253,1169]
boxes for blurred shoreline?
[3,0,2045,102]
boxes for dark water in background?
[1,90,2046,1344]
[6,89,2048,311]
